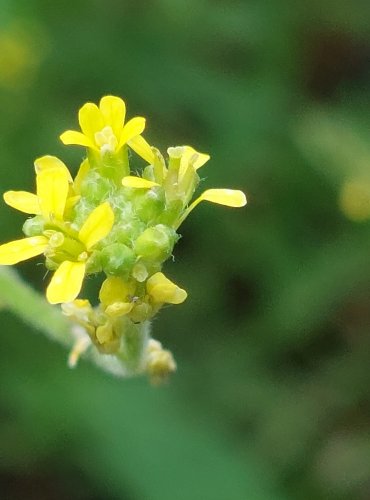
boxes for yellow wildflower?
[0,156,114,304]
[121,145,247,228]
[60,95,154,164]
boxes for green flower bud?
[134,224,177,262]
[101,243,136,276]
[109,223,134,245]
[133,190,165,223]
[80,170,113,204]
[22,216,45,236]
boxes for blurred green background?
[2,1,370,499]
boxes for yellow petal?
[122,176,159,189]
[147,272,187,304]
[197,188,247,207]
[0,236,48,265]
[36,166,70,220]
[128,135,155,164]
[105,302,133,317]
[176,188,246,229]
[118,117,146,149]
[99,95,126,139]
[73,159,90,195]
[96,323,114,344]
[46,260,86,304]
[78,102,105,140]
[34,155,73,182]
[183,146,210,170]
[99,276,135,306]
[78,202,114,250]
[3,191,40,214]
[178,146,210,180]
[60,130,97,149]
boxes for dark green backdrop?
[1,1,370,499]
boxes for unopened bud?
[80,170,113,204]
[133,190,165,223]
[101,243,136,276]
[22,215,45,236]
[134,224,177,262]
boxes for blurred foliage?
[1,0,370,498]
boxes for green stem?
[0,267,149,378]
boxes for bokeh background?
[1,1,370,499]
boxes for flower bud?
[22,216,45,236]
[100,243,136,276]
[132,190,165,223]
[111,221,138,245]
[80,169,113,204]
[134,224,177,262]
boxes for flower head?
[0,95,247,381]
[60,95,154,164]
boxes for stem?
[0,267,150,378]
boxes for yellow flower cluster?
[0,96,246,377]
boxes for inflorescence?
[0,96,246,382]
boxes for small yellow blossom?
[60,95,154,163]
[0,158,114,304]
[167,145,210,182]
[120,145,247,228]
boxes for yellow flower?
[0,157,114,304]
[121,145,247,227]
[60,95,154,164]
[4,155,72,219]
[167,145,210,183]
